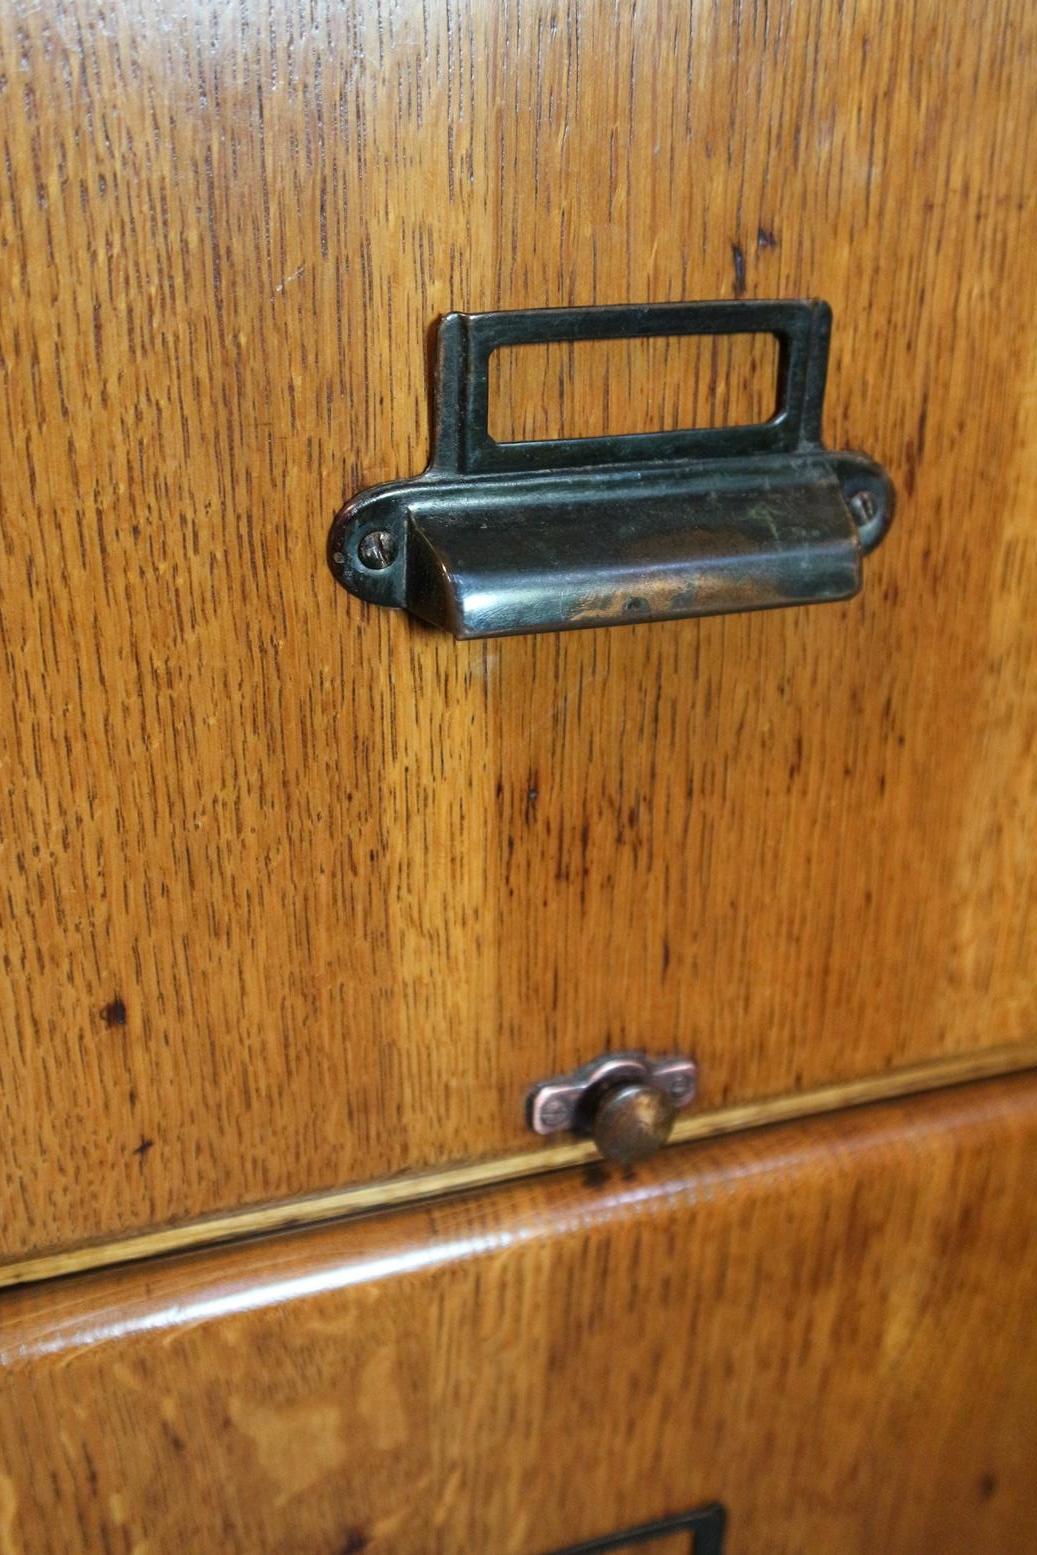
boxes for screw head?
[848,489,878,527]
[538,1096,570,1129]
[357,528,398,570]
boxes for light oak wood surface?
[2,1074,1036,1554]
[1,0,1035,1260]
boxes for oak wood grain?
[1,0,1035,1258]
[488,332,780,440]
[2,1074,1036,1554]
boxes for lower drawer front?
[2,1076,1036,1554]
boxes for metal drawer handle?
[329,300,893,639]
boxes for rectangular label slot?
[488,330,779,443]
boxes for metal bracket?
[329,300,893,639]
[527,1050,698,1136]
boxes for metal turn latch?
[329,299,893,639]
[527,1050,699,1164]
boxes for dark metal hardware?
[544,1502,727,1554]
[329,300,893,639]
[527,1050,698,1163]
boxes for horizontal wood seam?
[3,1041,1035,1292]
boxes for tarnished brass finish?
[329,301,894,639]
[592,1082,677,1164]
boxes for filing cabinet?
[0,0,1034,1548]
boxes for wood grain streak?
[0,0,1035,1257]
[2,1075,1036,1553]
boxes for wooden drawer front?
[2,0,1036,1262]
[2,1075,1036,1554]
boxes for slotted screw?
[357,529,398,570]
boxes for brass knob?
[591,1081,677,1164]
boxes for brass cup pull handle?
[329,300,894,639]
